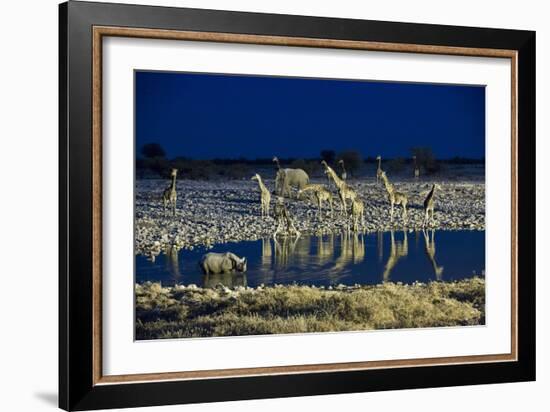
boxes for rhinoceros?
[199,252,247,275]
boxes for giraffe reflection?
[273,235,302,268]
[316,233,335,266]
[165,245,181,283]
[423,229,444,280]
[321,232,366,283]
[268,232,365,282]
[382,230,409,282]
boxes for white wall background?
[0,0,546,411]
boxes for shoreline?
[136,178,485,258]
[136,277,485,340]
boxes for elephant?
[199,252,247,275]
[275,168,310,198]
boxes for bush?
[411,147,441,175]
[387,157,407,173]
[141,143,166,159]
[291,159,322,177]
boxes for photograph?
[134,70,486,340]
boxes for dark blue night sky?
[135,71,485,159]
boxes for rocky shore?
[135,277,485,339]
[135,177,485,258]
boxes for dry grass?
[135,278,485,339]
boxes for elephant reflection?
[202,272,248,289]
[382,230,408,282]
[422,229,444,280]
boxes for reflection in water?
[203,272,248,289]
[382,230,409,282]
[165,245,181,283]
[273,236,301,268]
[423,229,444,280]
[324,232,366,283]
[136,230,485,288]
[377,231,384,262]
[316,233,334,266]
[261,237,272,266]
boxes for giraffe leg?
[273,219,282,238]
[390,201,394,222]
[422,208,430,227]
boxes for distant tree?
[141,143,166,159]
[320,150,336,165]
[291,158,321,176]
[411,147,441,174]
[387,157,407,173]
[337,151,363,176]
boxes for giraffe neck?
[381,175,393,194]
[327,168,344,188]
[170,174,177,191]
[427,185,435,201]
[257,178,267,193]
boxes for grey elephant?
[199,252,247,275]
[272,157,309,198]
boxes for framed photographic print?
[59,1,535,410]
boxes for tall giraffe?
[338,159,347,181]
[162,168,178,216]
[376,155,383,184]
[423,183,440,227]
[380,171,408,223]
[413,155,420,179]
[251,173,271,217]
[321,160,357,215]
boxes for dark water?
[136,230,485,288]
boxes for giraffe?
[321,160,357,215]
[382,230,409,282]
[297,184,333,219]
[273,196,300,238]
[423,229,444,279]
[251,173,271,218]
[350,197,365,232]
[376,155,383,184]
[162,168,178,216]
[379,171,408,223]
[413,155,420,179]
[423,183,441,227]
[338,159,347,181]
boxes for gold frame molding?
[92,26,518,386]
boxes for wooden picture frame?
[59,1,535,410]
